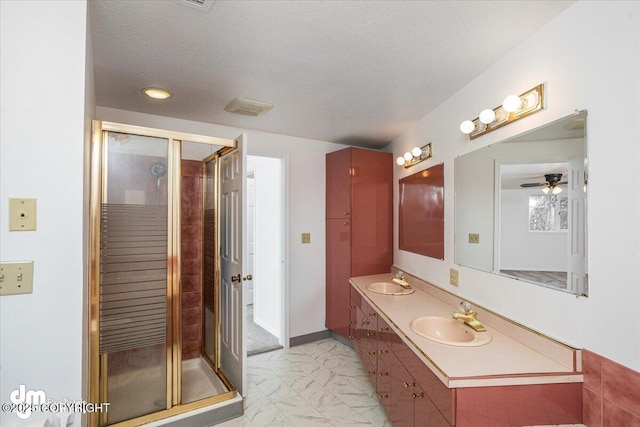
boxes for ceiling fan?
[520,173,567,194]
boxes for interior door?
[567,156,585,294]
[219,134,248,395]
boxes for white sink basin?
[366,281,415,296]
[410,316,491,347]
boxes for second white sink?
[366,281,415,296]
[410,316,491,347]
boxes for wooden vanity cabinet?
[350,289,453,427]
[378,316,452,427]
[326,147,392,338]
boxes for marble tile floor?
[217,338,586,427]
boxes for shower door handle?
[231,274,242,283]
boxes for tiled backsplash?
[582,349,640,426]
[181,160,203,360]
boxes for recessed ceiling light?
[142,87,172,100]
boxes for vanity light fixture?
[142,87,172,100]
[396,143,433,168]
[460,84,545,140]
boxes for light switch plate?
[301,233,311,244]
[9,198,37,231]
[0,261,34,296]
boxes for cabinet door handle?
[379,327,390,332]
[343,222,350,226]
[344,211,349,216]
[379,349,389,354]
[412,392,425,399]
[379,371,389,377]
[349,305,356,309]
[366,332,375,337]
[368,312,377,317]
[378,394,389,399]
[403,381,416,388]
[367,351,377,355]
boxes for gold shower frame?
[89,121,236,427]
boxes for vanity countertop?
[350,273,583,388]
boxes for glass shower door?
[203,156,217,366]
[99,132,171,424]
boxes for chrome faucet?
[392,271,411,289]
[452,301,486,332]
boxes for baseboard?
[289,329,331,347]
[289,330,354,349]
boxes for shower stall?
[89,122,246,426]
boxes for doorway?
[88,121,244,426]
[245,156,285,356]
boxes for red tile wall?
[181,160,203,360]
[583,349,640,427]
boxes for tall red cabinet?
[326,147,393,338]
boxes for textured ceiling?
[89,0,574,148]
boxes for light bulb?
[552,186,563,194]
[396,156,406,166]
[460,120,475,134]
[479,109,496,124]
[503,95,522,113]
[541,186,550,194]
[411,147,422,158]
[142,87,172,99]
[403,152,413,161]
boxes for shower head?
[149,161,167,179]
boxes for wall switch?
[9,198,37,231]
[449,268,459,287]
[301,233,311,244]
[0,261,34,296]
[468,233,479,244]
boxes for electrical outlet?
[449,268,459,287]
[301,233,311,244]
[468,233,480,244]
[0,261,34,296]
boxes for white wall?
[500,188,567,271]
[0,1,90,426]
[389,1,640,371]
[96,107,347,339]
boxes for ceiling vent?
[177,0,214,12]
[224,98,274,117]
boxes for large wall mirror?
[454,110,588,296]
[399,163,444,259]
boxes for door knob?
[243,274,253,281]
[231,274,242,282]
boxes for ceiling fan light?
[541,186,551,194]
[552,185,563,194]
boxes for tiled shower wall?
[181,160,203,360]
[583,349,640,426]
